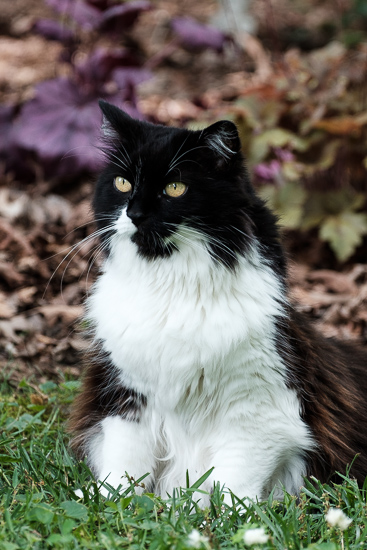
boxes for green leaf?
[61,381,80,391]
[46,534,74,545]
[60,518,76,535]
[133,494,155,513]
[119,496,133,510]
[320,211,367,261]
[303,140,341,175]
[250,129,309,164]
[60,500,88,521]
[26,504,55,524]
[260,181,307,229]
[0,543,19,550]
[39,381,57,393]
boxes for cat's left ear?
[201,120,241,170]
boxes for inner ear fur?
[200,120,241,169]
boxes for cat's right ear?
[99,100,136,141]
[200,120,241,171]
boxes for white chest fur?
[86,214,314,500]
[89,222,283,402]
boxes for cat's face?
[94,101,277,270]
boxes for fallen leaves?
[312,113,367,136]
[0,182,96,382]
[289,264,367,341]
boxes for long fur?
[69,101,367,503]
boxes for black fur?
[69,346,146,459]
[95,100,286,275]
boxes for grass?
[0,374,366,550]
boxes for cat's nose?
[126,203,148,227]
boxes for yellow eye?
[164,182,187,198]
[114,177,132,193]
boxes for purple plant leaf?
[110,67,152,113]
[99,1,151,33]
[87,0,109,9]
[47,0,102,30]
[254,160,281,181]
[274,147,294,162]
[171,16,228,53]
[75,47,141,87]
[112,67,152,94]
[106,94,145,120]
[0,104,36,179]
[12,70,148,175]
[13,78,104,173]
[33,18,75,42]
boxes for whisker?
[115,138,132,168]
[100,140,131,170]
[165,146,208,176]
[44,224,115,298]
[84,237,113,293]
[63,215,116,241]
[167,135,190,171]
[59,228,113,299]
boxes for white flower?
[187,529,209,548]
[325,508,352,531]
[243,527,269,546]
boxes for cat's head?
[94,100,284,273]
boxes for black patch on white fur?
[68,346,147,459]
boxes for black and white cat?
[70,100,367,505]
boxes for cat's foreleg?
[209,447,265,505]
[85,414,156,497]
[207,427,306,505]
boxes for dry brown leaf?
[37,304,84,326]
[0,313,43,342]
[312,113,367,136]
[17,286,37,305]
[0,259,25,287]
[36,334,57,345]
[307,269,358,295]
[30,393,47,405]
[235,31,273,81]
[292,287,351,308]
[0,218,34,255]
[17,256,50,279]
[0,291,16,319]
[52,337,82,364]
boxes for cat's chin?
[130,230,176,259]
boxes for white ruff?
[85,210,314,503]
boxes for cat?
[69,99,367,505]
